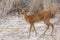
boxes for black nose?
[21,12,24,14]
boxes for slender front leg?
[28,24,33,38]
[33,25,37,36]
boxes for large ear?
[20,7,28,14]
[21,7,28,12]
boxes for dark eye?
[25,10,27,12]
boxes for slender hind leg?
[49,23,54,35]
[42,25,49,35]
[42,21,49,35]
[45,21,54,36]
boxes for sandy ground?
[0,15,60,40]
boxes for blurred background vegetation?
[0,0,60,18]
